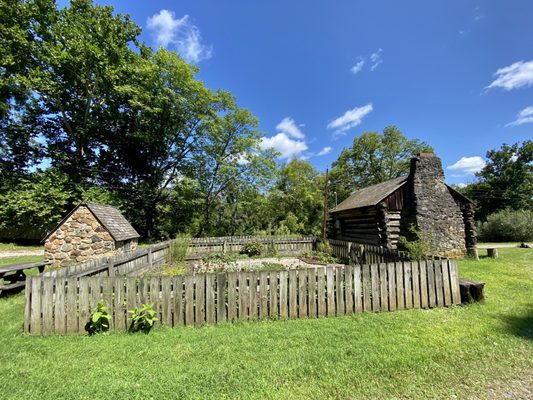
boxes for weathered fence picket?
[24,259,462,335]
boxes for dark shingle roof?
[330,175,408,213]
[83,202,140,241]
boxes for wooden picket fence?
[24,259,460,335]
[41,241,170,279]
[326,238,409,264]
[186,235,315,258]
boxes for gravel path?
[477,243,531,249]
[0,250,43,258]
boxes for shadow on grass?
[0,286,25,298]
[501,306,533,340]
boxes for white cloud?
[147,10,212,63]
[506,106,533,127]
[370,48,383,71]
[486,60,533,91]
[260,133,308,160]
[350,49,383,75]
[447,156,486,175]
[350,59,365,75]
[455,183,468,188]
[317,146,332,156]
[276,117,305,139]
[327,103,373,135]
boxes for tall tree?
[193,104,277,236]
[329,126,432,201]
[461,141,533,220]
[100,47,222,239]
[0,0,55,178]
[26,0,141,185]
[269,159,324,235]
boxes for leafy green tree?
[193,105,277,235]
[461,141,532,220]
[329,126,432,201]
[268,159,324,235]
[101,48,227,239]
[0,169,74,240]
[24,0,141,185]
[0,0,55,178]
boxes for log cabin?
[328,153,476,258]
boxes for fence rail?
[186,235,316,258]
[24,259,460,335]
[326,238,409,264]
[41,242,170,279]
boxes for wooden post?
[466,247,479,260]
[487,248,498,258]
[322,168,329,240]
[147,247,153,268]
[107,259,115,277]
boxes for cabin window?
[124,240,131,251]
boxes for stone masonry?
[402,153,467,258]
[45,206,116,268]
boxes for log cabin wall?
[328,187,406,248]
[382,187,405,249]
[328,207,382,245]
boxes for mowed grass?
[0,255,43,267]
[0,249,532,399]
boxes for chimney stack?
[409,153,444,182]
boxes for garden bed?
[150,253,343,276]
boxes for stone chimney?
[403,153,466,258]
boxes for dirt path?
[477,243,530,249]
[0,250,43,258]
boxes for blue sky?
[62,0,532,185]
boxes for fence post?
[223,241,227,254]
[107,258,115,277]
[148,247,153,268]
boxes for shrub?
[85,300,111,335]
[317,240,332,255]
[265,241,279,257]
[302,250,339,264]
[170,234,191,264]
[478,209,533,242]
[202,252,239,265]
[398,225,434,261]
[242,241,263,257]
[128,303,158,333]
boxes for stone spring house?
[328,153,476,258]
[44,202,140,268]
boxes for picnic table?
[0,261,49,295]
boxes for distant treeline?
[1,1,530,242]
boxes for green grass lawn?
[0,249,531,399]
[0,255,44,267]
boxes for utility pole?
[322,169,329,240]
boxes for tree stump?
[459,279,485,303]
[466,247,479,260]
[487,248,498,258]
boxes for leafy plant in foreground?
[85,300,111,335]
[128,303,158,333]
